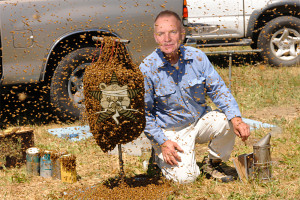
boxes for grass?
[0,64,299,199]
[215,65,300,110]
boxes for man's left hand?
[231,117,250,141]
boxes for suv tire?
[50,47,100,121]
[258,16,300,67]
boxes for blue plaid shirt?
[139,45,241,145]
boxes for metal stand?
[92,36,130,44]
[118,144,125,180]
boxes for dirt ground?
[244,104,299,122]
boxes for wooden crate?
[0,127,34,168]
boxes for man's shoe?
[201,156,234,183]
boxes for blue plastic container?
[40,150,52,178]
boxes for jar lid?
[26,147,40,154]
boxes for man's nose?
[164,33,171,42]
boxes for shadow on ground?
[206,52,261,67]
[103,174,163,188]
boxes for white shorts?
[152,111,236,184]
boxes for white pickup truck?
[184,0,300,67]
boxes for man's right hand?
[161,140,184,166]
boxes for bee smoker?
[253,133,272,181]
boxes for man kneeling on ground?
[139,10,250,184]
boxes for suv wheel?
[258,16,300,67]
[50,47,100,121]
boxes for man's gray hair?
[154,10,184,30]
[155,10,182,23]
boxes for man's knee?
[162,166,200,184]
[176,174,198,184]
[212,112,233,133]
[167,172,198,184]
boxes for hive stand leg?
[118,144,125,180]
[229,52,232,91]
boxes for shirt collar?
[155,45,193,68]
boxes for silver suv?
[0,0,183,121]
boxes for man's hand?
[161,140,184,166]
[231,117,250,141]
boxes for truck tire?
[257,16,300,67]
[50,47,100,121]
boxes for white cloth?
[152,110,236,184]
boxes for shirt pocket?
[154,86,177,109]
[186,77,206,103]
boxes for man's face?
[154,15,185,56]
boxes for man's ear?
[154,32,159,44]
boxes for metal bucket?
[26,147,40,176]
[40,150,53,178]
[52,151,67,180]
[253,144,272,181]
[60,154,77,183]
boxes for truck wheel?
[257,16,300,67]
[50,47,100,121]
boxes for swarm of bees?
[83,37,146,152]
[63,176,175,199]
[60,154,76,171]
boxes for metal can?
[26,147,40,176]
[52,151,67,180]
[60,154,77,183]
[40,150,53,178]
[253,145,272,181]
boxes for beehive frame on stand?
[84,36,146,179]
[0,127,34,168]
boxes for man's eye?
[170,30,177,34]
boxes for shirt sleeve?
[139,62,169,146]
[199,52,242,120]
